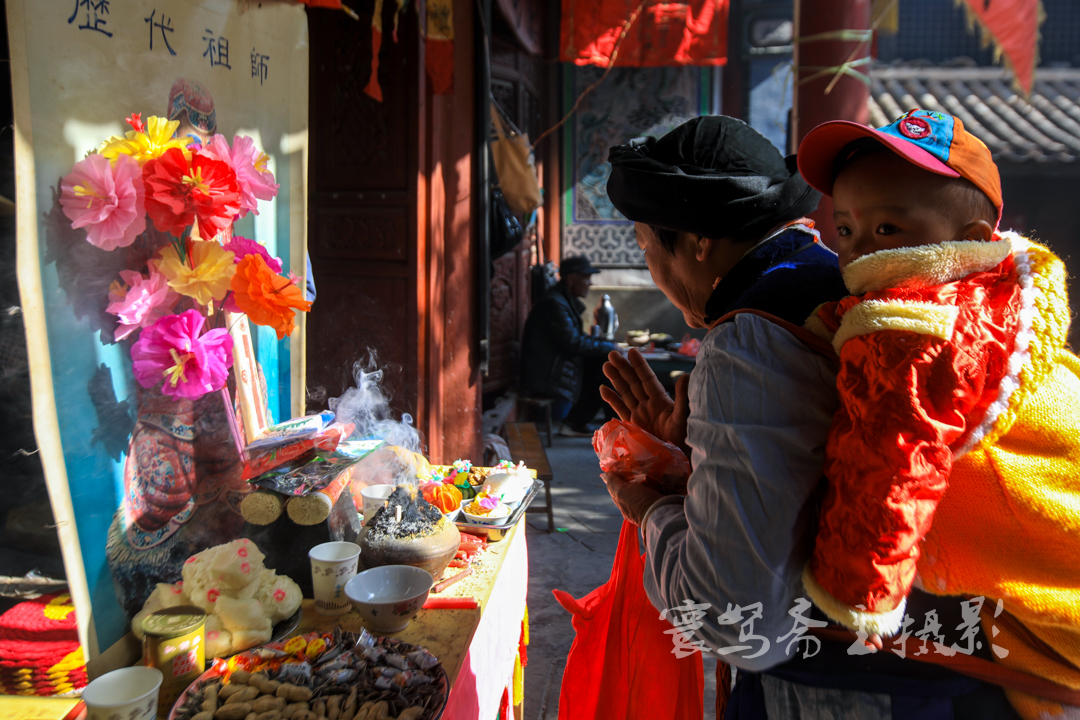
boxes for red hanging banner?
[363,0,385,101]
[427,0,455,95]
[560,0,728,68]
[960,0,1043,95]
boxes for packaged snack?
[245,412,335,453]
[242,421,354,479]
[251,439,384,497]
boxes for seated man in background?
[520,255,617,436]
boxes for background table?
[643,352,697,393]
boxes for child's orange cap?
[797,109,1002,225]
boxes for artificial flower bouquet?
[58,113,310,402]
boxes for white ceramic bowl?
[462,502,512,526]
[344,565,433,633]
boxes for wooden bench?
[504,422,554,532]
[515,396,553,447]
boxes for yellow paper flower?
[157,241,236,306]
[101,116,189,166]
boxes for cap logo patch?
[899,116,932,140]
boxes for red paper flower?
[142,147,241,237]
[229,254,312,340]
[126,112,145,133]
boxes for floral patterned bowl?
[344,565,433,633]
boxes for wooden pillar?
[542,0,562,268]
[722,0,745,121]
[793,0,871,249]
[424,0,483,463]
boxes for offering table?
[293,522,529,719]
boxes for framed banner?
[562,64,711,272]
[8,0,308,662]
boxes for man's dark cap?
[560,255,600,276]
[606,115,821,240]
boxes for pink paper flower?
[131,309,233,400]
[60,153,146,251]
[106,268,180,341]
[478,496,500,511]
[223,235,283,273]
[202,134,279,218]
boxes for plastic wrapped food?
[246,412,335,453]
[592,419,690,489]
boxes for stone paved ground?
[521,433,717,720]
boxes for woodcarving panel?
[307,3,418,415]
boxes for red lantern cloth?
[959,0,1041,95]
[0,593,87,697]
[560,0,728,67]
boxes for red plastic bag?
[553,520,704,720]
[593,419,691,488]
[677,333,701,357]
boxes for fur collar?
[842,236,1014,295]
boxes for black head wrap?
[606,116,821,241]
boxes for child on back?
[796,109,1080,719]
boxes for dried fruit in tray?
[169,627,447,720]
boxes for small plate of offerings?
[424,460,541,541]
[436,461,542,542]
[168,628,448,720]
[461,491,512,526]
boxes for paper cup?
[82,666,162,720]
[309,541,361,616]
[360,484,395,524]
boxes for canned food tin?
[141,605,206,719]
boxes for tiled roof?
[869,66,1080,164]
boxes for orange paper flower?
[229,254,311,340]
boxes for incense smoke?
[326,353,425,491]
[327,353,422,453]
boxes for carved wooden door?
[306,5,419,415]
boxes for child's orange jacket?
[803,233,1080,720]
